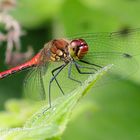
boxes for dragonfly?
[0,28,140,109]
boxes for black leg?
[47,63,67,111]
[74,62,98,71]
[74,61,95,74]
[51,65,65,95]
[79,60,103,68]
[68,62,82,84]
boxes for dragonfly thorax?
[69,39,89,59]
[46,39,70,62]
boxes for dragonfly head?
[69,39,88,59]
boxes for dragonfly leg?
[51,65,65,95]
[48,63,67,110]
[68,62,82,85]
[79,59,103,68]
[73,61,96,74]
[74,62,98,71]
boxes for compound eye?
[70,39,89,59]
[70,39,80,47]
[72,47,77,53]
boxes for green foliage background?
[0,0,140,139]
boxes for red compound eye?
[70,39,89,59]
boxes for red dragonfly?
[0,28,140,109]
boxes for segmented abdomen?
[0,52,41,79]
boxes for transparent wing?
[65,28,140,88]
[23,64,48,101]
[69,28,140,56]
[70,28,140,77]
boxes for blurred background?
[0,0,140,140]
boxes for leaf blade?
[0,65,112,140]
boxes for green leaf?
[0,65,112,140]
[62,79,140,140]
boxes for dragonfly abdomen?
[0,52,41,79]
[0,63,34,79]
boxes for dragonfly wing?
[70,29,140,77]
[70,28,140,56]
[66,29,140,87]
[84,52,138,77]
[23,63,49,101]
